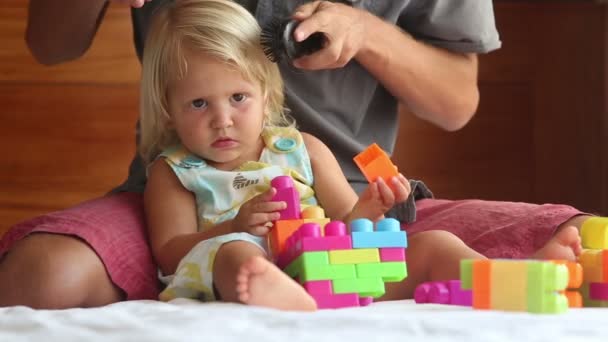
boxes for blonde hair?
[139,0,291,164]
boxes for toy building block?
[379,248,406,262]
[550,260,583,308]
[414,280,472,306]
[581,217,608,249]
[283,251,356,282]
[271,176,301,220]
[277,222,353,268]
[355,262,407,282]
[278,217,408,309]
[269,219,304,257]
[414,280,473,306]
[350,218,407,249]
[581,283,608,307]
[589,282,608,301]
[353,143,399,188]
[579,249,608,283]
[461,259,569,314]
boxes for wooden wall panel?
[394,1,608,215]
[0,1,139,235]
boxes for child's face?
[167,50,267,170]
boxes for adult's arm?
[293,1,501,131]
[355,15,479,131]
[25,0,109,65]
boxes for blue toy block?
[350,218,407,248]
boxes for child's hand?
[232,188,286,236]
[350,173,411,221]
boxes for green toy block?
[284,251,356,282]
[526,261,569,314]
[356,262,407,282]
[332,277,386,298]
[460,259,473,290]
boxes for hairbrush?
[260,18,326,64]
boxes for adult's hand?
[111,0,153,8]
[291,1,369,70]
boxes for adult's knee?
[0,234,120,309]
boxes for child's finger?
[391,179,409,203]
[253,200,287,213]
[248,212,280,227]
[376,177,394,205]
[250,225,271,236]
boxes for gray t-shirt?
[118,0,501,195]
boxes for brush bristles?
[260,18,287,63]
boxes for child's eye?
[191,98,207,109]
[231,93,247,103]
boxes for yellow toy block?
[581,217,608,249]
[328,248,380,265]
[490,261,528,311]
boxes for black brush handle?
[282,20,326,61]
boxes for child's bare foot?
[532,226,582,261]
[236,256,317,311]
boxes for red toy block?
[379,248,406,262]
[271,176,301,220]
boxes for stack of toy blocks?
[460,259,571,313]
[579,217,608,307]
[278,217,408,309]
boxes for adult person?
[0,0,585,308]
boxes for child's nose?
[211,107,233,129]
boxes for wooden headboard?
[1,0,606,236]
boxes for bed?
[1,299,606,341]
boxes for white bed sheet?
[1,299,606,342]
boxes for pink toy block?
[278,222,353,268]
[359,297,374,306]
[414,280,472,306]
[304,280,333,296]
[379,248,406,262]
[271,176,301,220]
[589,282,608,300]
[313,293,361,309]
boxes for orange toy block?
[269,219,304,256]
[353,143,398,187]
[472,260,491,309]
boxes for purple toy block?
[414,280,472,306]
[313,293,361,309]
[379,248,406,262]
[359,297,373,306]
[447,280,473,306]
[415,282,449,304]
[304,280,333,296]
[589,282,608,300]
[271,176,301,220]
